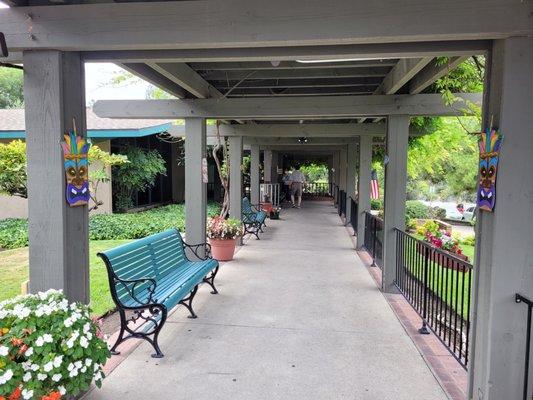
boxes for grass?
[0,240,130,317]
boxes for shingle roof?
[0,108,174,131]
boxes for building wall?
[0,140,113,219]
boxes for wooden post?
[357,135,372,248]
[382,115,410,293]
[229,136,243,245]
[24,51,89,303]
[345,139,358,225]
[250,144,260,205]
[185,118,207,246]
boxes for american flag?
[370,169,380,200]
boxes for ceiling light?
[298,137,308,144]
[270,60,281,67]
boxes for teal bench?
[242,197,267,239]
[97,228,219,358]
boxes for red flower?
[8,387,21,400]
[42,392,62,400]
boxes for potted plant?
[206,217,243,261]
[0,289,110,400]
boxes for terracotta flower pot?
[209,238,237,261]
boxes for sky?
[85,63,152,105]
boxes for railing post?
[371,217,377,267]
[419,246,431,335]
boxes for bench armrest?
[250,203,262,213]
[113,276,157,307]
[183,241,212,261]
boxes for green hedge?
[405,200,429,220]
[0,203,221,249]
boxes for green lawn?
[0,240,130,317]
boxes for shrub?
[370,199,382,210]
[0,289,110,399]
[0,203,221,249]
[405,200,429,220]
[428,206,446,220]
[0,140,27,199]
[0,219,28,249]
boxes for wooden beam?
[409,56,469,94]
[199,67,389,81]
[212,77,382,89]
[82,41,490,63]
[375,58,433,94]
[173,122,421,137]
[118,63,186,98]
[148,62,222,99]
[93,93,482,119]
[222,86,376,97]
[189,60,398,70]
[2,1,530,52]
[244,137,358,146]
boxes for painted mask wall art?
[477,128,503,212]
[61,129,91,207]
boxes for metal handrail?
[516,293,533,400]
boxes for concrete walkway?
[86,201,448,400]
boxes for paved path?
[87,201,448,400]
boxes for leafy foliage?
[206,217,243,240]
[0,140,27,198]
[0,67,24,109]
[0,290,110,399]
[111,146,167,212]
[0,203,221,249]
[300,163,328,183]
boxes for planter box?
[416,242,469,270]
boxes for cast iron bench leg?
[203,266,220,294]
[179,285,199,318]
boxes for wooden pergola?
[1,1,532,399]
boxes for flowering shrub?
[206,217,243,240]
[0,290,110,400]
[418,220,467,259]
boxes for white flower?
[0,345,9,356]
[80,336,89,348]
[53,355,63,368]
[23,372,32,382]
[43,361,54,372]
[58,386,66,396]
[52,373,62,382]
[83,322,91,333]
[86,332,93,340]
[67,363,75,371]
[85,358,92,367]
[94,371,103,381]
[43,333,53,343]
[0,369,14,384]
[69,369,79,378]
[66,339,75,349]
[21,361,32,371]
[81,366,87,373]
[30,363,39,371]
[64,318,73,328]
[74,360,83,369]
[37,373,47,381]
[35,336,45,347]
[25,347,33,357]
[22,389,34,400]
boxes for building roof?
[0,108,174,139]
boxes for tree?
[0,67,24,108]
[87,146,128,211]
[300,163,328,183]
[112,146,167,212]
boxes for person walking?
[282,169,292,204]
[290,164,305,208]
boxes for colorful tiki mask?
[477,128,503,212]
[61,131,91,206]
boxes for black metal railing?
[349,197,358,233]
[334,184,339,206]
[338,190,346,217]
[515,293,533,400]
[363,212,383,268]
[395,229,473,369]
[303,182,332,197]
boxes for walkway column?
[185,118,207,246]
[469,37,533,400]
[229,136,243,244]
[332,150,340,204]
[345,140,358,225]
[357,135,373,248]
[263,149,273,182]
[24,51,89,303]
[250,144,260,204]
[382,115,410,293]
[339,146,348,217]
